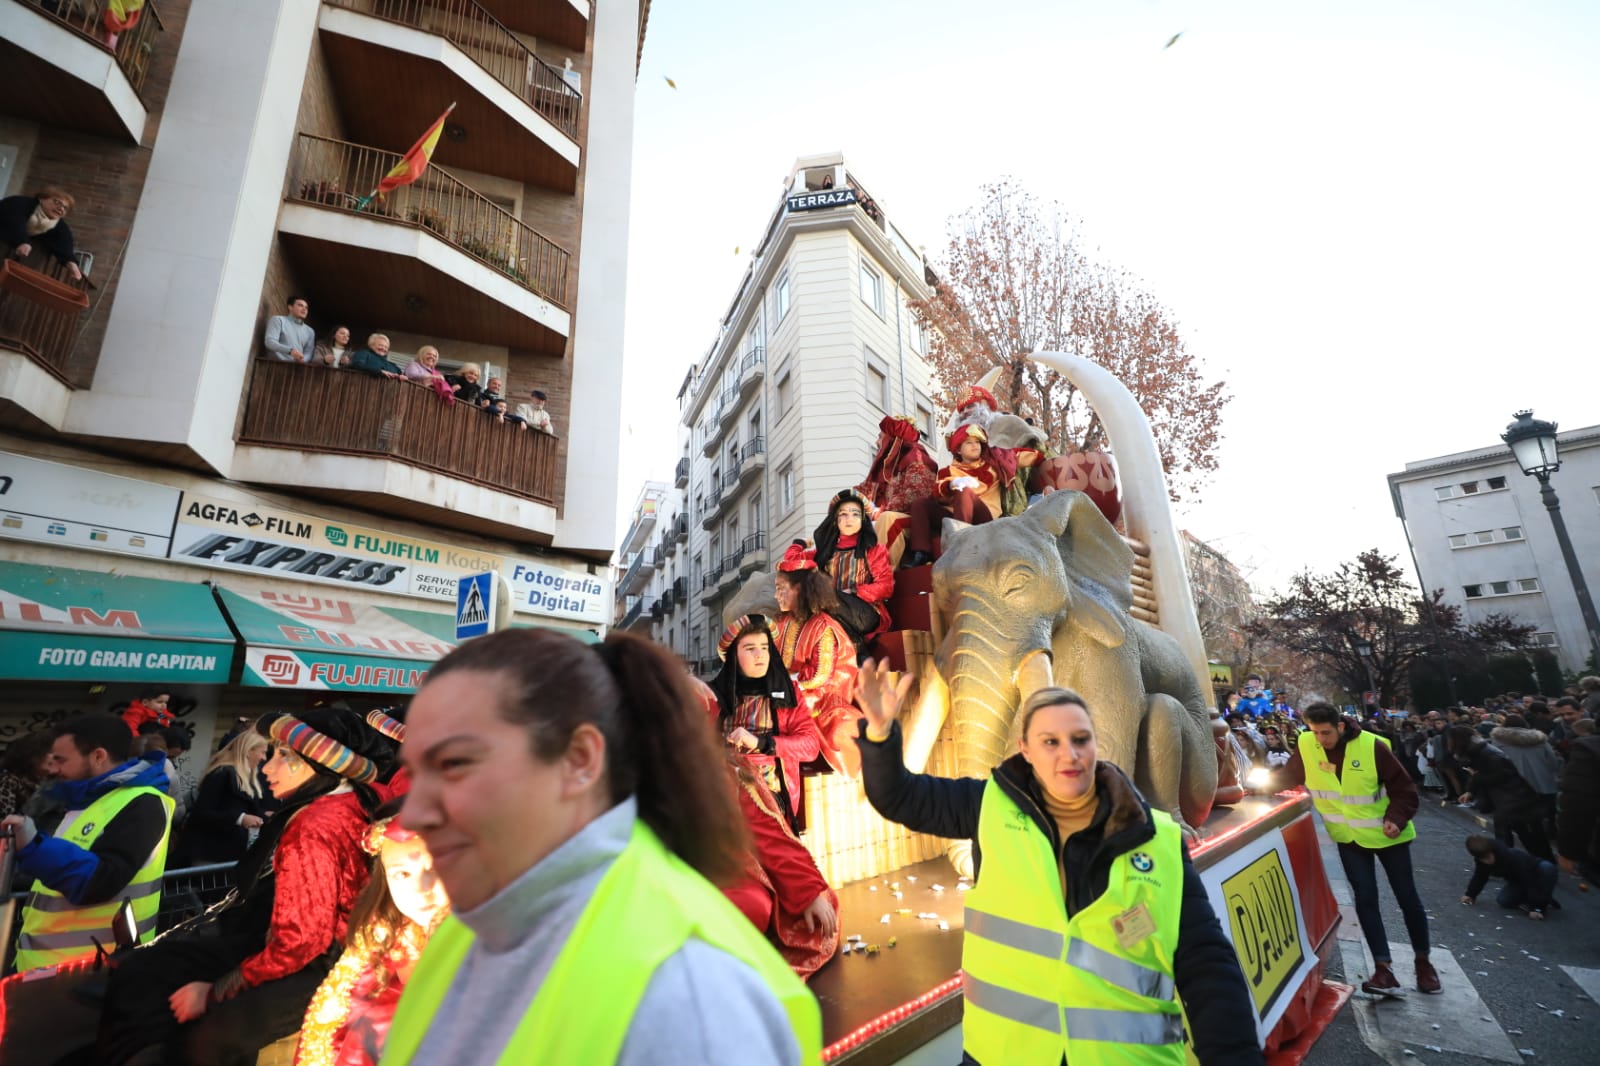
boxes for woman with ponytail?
[382,628,821,1066]
[98,707,394,1066]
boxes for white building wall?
[1389,427,1600,671]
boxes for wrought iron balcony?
[239,361,558,504]
[0,258,91,385]
[674,455,690,488]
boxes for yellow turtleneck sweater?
[1037,772,1099,900]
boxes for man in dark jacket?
[1448,726,1553,860]
[857,683,1262,1065]
[1556,733,1600,876]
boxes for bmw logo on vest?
[1130,851,1154,873]
[79,822,96,837]
[1350,760,1363,769]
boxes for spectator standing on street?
[1448,725,1554,861]
[264,297,317,364]
[1461,835,1560,919]
[0,729,54,819]
[1492,714,1562,839]
[1579,676,1600,719]
[182,731,269,865]
[1275,702,1439,995]
[1556,726,1600,878]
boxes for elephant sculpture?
[899,490,1217,873]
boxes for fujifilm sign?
[786,187,858,212]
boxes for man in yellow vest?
[1278,703,1439,996]
[2,713,175,972]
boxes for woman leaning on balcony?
[0,185,83,281]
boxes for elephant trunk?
[940,592,1052,781]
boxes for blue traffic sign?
[455,572,494,640]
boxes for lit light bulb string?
[821,976,964,1060]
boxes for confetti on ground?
[841,943,853,954]
[1507,1029,1524,1035]
[1530,955,1540,961]
[917,912,938,920]
[1401,1050,1415,1058]
[1425,1046,1443,1053]
[1550,1010,1565,1018]
[887,937,897,948]
[1536,1003,1548,1010]
[907,876,918,882]
[847,934,863,943]
[1476,971,1489,976]
[957,883,971,893]
[938,920,950,931]
[932,884,946,892]
[880,914,890,924]
[891,891,903,899]
[1518,1050,1535,1058]
[1431,1024,1441,1029]
[868,885,878,891]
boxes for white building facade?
[1387,422,1600,672]
[616,154,943,670]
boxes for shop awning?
[216,586,459,695]
[0,561,234,683]
[215,585,598,694]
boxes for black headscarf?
[710,615,797,733]
[812,488,877,572]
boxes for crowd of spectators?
[259,295,559,435]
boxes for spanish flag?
[356,103,455,210]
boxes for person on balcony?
[514,389,555,434]
[709,616,821,830]
[811,488,894,651]
[263,296,317,364]
[404,345,456,403]
[477,375,506,410]
[484,396,528,430]
[447,363,485,406]
[348,334,404,379]
[314,325,352,368]
[0,186,82,281]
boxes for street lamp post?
[1353,633,1378,711]
[1501,411,1600,669]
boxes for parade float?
[746,352,1347,1064]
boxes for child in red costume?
[904,423,1040,566]
[709,616,823,828]
[772,542,861,777]
[120,690,174,735]
[811,489,895,649]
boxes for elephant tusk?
[1014,650,1054,706]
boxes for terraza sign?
[786,187,858,212]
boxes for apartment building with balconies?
[617,153,942,672]
[0,0,641,750]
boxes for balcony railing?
[288,132,570,307]
[0,258,91,384]
[240,361,558,504]
[620,595,644,629]
[674,456,690,488]
[326,0,582,140]
[17,0,166,99]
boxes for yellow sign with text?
[1221,849,1305,1018]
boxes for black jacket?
[859,722,1263,1066]
[1459,742,1542,821]
[1557,735,1600,865]
[1464,840,1550,902]
[179,767,266,864]
[0,195,75,265]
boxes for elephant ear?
[1031,490,1134,647]
[940,516,972,551]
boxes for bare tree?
[909,179,1230,500]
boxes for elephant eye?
[1003,566,1035,596]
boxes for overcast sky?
[615,0,1599,594]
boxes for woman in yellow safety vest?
[855,663,1263,1066]
[380,628,822,1065]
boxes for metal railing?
[17,0,166,99]
[241,361,559,504]
[741,435,766,462]
[674,456,690,486]
[0,257,91,384]
[288,132,571,307]
[327,0,581,139]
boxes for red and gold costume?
[820,535,894,641]
[723,765,839,980]
[772,609,858,776]
[711,617,822,822]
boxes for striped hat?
[260,710,379,783]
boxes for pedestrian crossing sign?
[455,572,495,640]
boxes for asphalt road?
[1304,800,1600,1066]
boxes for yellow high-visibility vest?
[380,818,821,1065]
[963,776,1187,1066]
[15,785,173,972]
[1298,730,1414,848]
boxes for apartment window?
[749,493,763,530]
[1592,486,1600,506]
[693,553,703,588]
[864,348,890,410]
[1487,476,1507,490]
[1490,581,1511,595]
[779,462,795,514]
[695,494,704,520]
[1474,530,1495,545]
[710,467,721,491]
[1518,577,1541,592]
[1461,481,1480,495]
[915,397,935,442]
[859,261,883,315]
[710,534,721,563]
[1434,485,1457,501]
[1532,632,1559,647]
[1503,526,1523,541]
[1448,534,1467,548]
[911,316,927,354]
[727,442,738,469]
[776,368,794,420]
[1464,584,1483,598]
[726,517,740,550]
[749,411,761,443]
[774,271,791,322]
